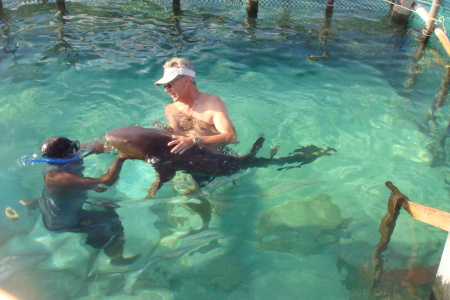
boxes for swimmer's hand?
[168,135,195,154]
[95,184,108,193]
[117,153,136,160]
[83,138,107,155]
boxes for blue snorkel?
[22,155,82,165]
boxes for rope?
[422,28,433,36]
[380,0,447,31]
[440,15,447,32]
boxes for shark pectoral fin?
[144,178,160,200]
[143,167,176,200]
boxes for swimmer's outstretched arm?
[81,138,107,156]
[44,154,132,196]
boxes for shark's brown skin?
[105,126,336,199]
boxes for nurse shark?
[105,125,336,199]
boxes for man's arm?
[45,154,130,196]
[80,138,107,157]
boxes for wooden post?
[246,0,258,27]
[325,0,334,20]
[0,0,4,22]
[415,0,441,64]
[421,0,441,44]
[56,0,66,15]
[371,182,406,288]
[391,0,414,25]
[415,3,450,56]
[426,117,450,167]
[307,0,333,64]
[408,2,450,88]
[432,67,450,115]
[247,0,258,19]
[173,0,181,15]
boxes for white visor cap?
[154,67,196,86]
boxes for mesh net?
[154,0,396,11]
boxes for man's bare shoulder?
[165,103,178,113]
[203,93,222,102]
[202,93,226,109]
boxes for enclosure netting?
[154,0,399,11]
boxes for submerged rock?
[256,194,343,255]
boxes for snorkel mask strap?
[23,155,82,164]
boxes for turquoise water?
[1,1,450,299]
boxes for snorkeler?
[35,136,140,265]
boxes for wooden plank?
[401,199,450,231]
[386,181,450,231]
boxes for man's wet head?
[40,137,80,158]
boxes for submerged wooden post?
[408,2,450,88]
[373,182,450,298]
[0,0,4,22]
[307,0,333,64]
[246,0,258,27]
[56,0,66,15]
[173,0,181,15]
[391,0,414,25]
[427,117,450,167]
[414,3,450,56]
[325,0,335,19]
[419,0,441,47]
[372,182,405,288]
[247,0,258,19]
[432,67,450,117]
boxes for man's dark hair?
[40,137,76,158]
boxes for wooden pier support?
[415,0,442,54]
[431,67,450,117]
[423,0,441,40]
[373,182,450,297]
[56,0,66,15]
[407,2,450,89]
[246,0,258,27]
[173,0,181,15]
[0,0,4,22]
[306,0,333,64]
[247,0,258,19]
[391,0,414,25]
[372,182,405,288]
[325,0,335,19]
[414,2,450,56]
[428,117,450,167]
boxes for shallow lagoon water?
[1,1,450,299]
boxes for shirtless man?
[154,57,237,155]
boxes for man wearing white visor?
[155,57,237,156]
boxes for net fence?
[153,0,397,11]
